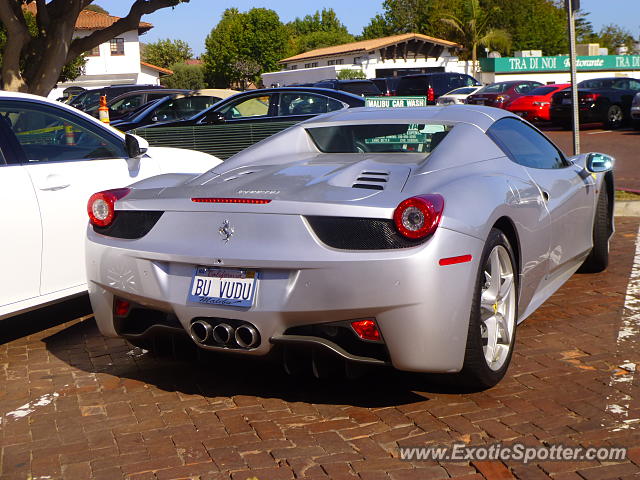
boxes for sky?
[102,0,640,57]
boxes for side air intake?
[352,170,389,191]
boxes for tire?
[460,228,518,389]
[579,188,610,273]
[605,104,623,129]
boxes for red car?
[465,80,543,109]
[506,83,570,122]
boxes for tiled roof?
[23,5,153,33]
[185,59,203,66]
[280,33,461,63]
[140,61,173,75]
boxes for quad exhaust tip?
[212,323,234,345]
[190,320,212,344]
[235,325,260,348]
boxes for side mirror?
[151,116,158,122]
[203,111,226,124]
[586,152,614,173]
[125,133,149,158]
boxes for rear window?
[477,83,511,94]
[526,86,559,96]
[340,82,381,96]
[307,123,452,154]
[447,87,478,95]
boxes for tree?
[84,3,108,14]
[440,0,511,75]
[0,0,190,96]
[230,57,261,90]
[286,9,354,56]
[360,14,392,40]
[142,38,193,69]
[203,8,289,88]
[161,62,205,89]
[360,0,463,40]
[595,24,636,54]
[337,69,366,79]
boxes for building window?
[304,62,318,68]
[110,38,124,56]
[354,57,362,64]
[87,45,100,57]
[328,59,343,66]
[290,65,298,70]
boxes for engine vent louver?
[352,170,389,191]
[223,170,256,182]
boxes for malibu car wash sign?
[365,96,427,107]
[480,55,640,73]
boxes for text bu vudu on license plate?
[188,267,258,307]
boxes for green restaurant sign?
[480,55,640,73]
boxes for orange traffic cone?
[98,95,110,124]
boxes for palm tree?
[441,0,511,77]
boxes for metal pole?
[566,0,580,155]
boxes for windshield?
[307,123,452,154]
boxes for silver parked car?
[85,105,614,388]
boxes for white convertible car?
[0,92,221,320]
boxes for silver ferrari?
[85,106,614,388]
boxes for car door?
[489,117,594,277]
[0,122,42,309]
[0,99,162,296]
[277,92,348,121]
[210,93,278,125]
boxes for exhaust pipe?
[212,323,234,345]
[190,320,212,344]
[235,324,260,348]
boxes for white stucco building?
[262,33,466,86]
[41,9,172,99]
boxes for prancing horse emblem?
[219,220,234,243]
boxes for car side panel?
[0,165,42,308]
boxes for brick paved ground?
[2,219,640,480]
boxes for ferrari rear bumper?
[86,212,485,373]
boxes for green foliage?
[142,38,193,69]
[286,9,354,56]
[161,62,206,89]
[481,0,566,55]
[595,24,636,54]
[337,69,366,79]
[360,0,463,40]
[360,14,393,40]
[84,4,109,15]
[203,8,289,88]
[440,0,511,70]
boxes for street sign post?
[566,0,580,155]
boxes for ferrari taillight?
[427,87,435,102]
[87,188,130,227]
[393,194,444,240]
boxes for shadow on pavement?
[0,294,92,345]
[42,317,484,408]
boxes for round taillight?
[87,188,130,227]
[393,194,444,240]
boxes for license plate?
[475,99,485,105]
[187,267,258,307]
[562,98,572,105]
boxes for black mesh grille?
[93,211,164,239]
[305,216,428,250]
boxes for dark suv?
[68,84,167,113]
[396,73,480,104]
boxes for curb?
[615,200,640,217]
